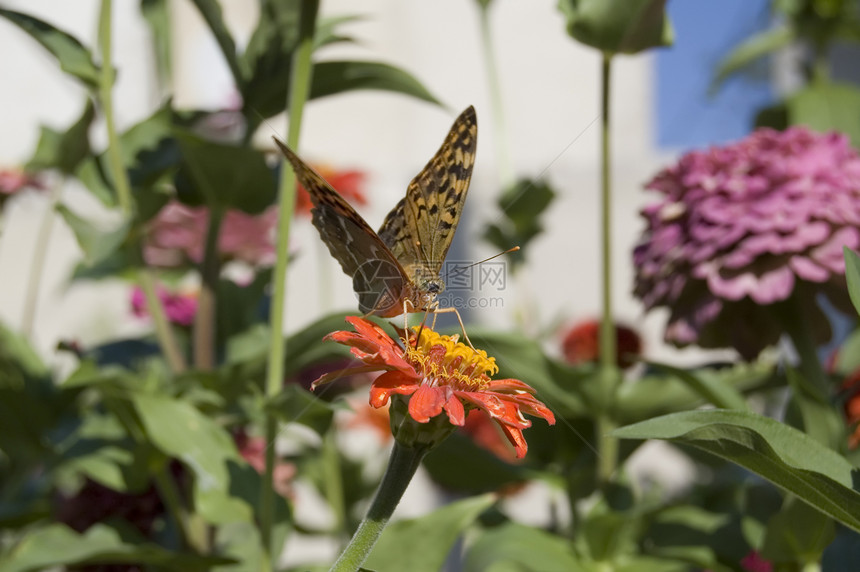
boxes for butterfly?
[273,106,477,319]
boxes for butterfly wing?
[273,138,409,316]
[378,106,477,277]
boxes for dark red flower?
[561,319,642,369]
[314,318,555,458]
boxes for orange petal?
[369,371,418,408]
[408,384,446,423]
[497,422,529,458]
[443,394,465,426]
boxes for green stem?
[330,443,426,572]
[260,0,319,565]
[193,207,224,370]
[97,0,132,217]
[777,292,828,394]
[478,2,513,189]
[98,0,185,374]
[323,431,347,537]
[139,269,188,373]
[152,465,199,551]
[597,53,618,485]
[21,182,62,339]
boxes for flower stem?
[597,53,619,484]
[21,182,62,339]
[260,0,319,565]
[97,0,132,217]
[777,292,828,394]
[97,0,185,374]
[330,442,426,572]
[193,206,224,370]
[139,269,188,373]
[478,1,513,190]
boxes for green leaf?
[761,499,835,565]
[27,100,95,175]
[617,362,775,423]
[482,178,556,271]
[0,523,233,571]
[711,27,794,93]
[75,155,116,207]
[613,410,860,533]
[644,362,749,411]
[266,384,341,435]
[463,521,581,572]
[140,0,173,86]
[784,366,843,449]
[174,130,276,213]
[310,60,442,106]
[557,0,673,55]
[314,14,363,50]
[365,495,495,572]
[132,392,252,524]
[188,0,243,86]
[0,9,100,88]
[844,246,860,317]
[239,0,300,120]
[788,83,860,148]
[56,205,130,266]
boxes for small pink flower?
[143,200,278,268]
[130,285,198,326]
[740,550,773,572]
[0,168,44,195]
[235,432,295,499]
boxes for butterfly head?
[416,276,445,309]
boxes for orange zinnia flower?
[314,317,555,458]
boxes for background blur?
[0,0,776,363]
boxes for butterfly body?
[274,106,477,318]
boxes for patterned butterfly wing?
[273,138,409,317]
[378,106,477,284]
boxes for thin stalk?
[139,269,188,372]
[596,53,618,484]
[21,182,62,339]
[322,431,347,537]
[330,443,426,572]
[152,466,199,551]
[98,0,132,217]
[193,207,224,370]
[776,293,828,394]
[478,2,514,189]
[260,0,319,565]
[98,0,186,374]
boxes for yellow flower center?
[403,327,498,390]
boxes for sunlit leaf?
[614,410,860,533]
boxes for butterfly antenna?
[445,246,520,281]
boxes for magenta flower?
[131,285,198,326]
[740,550,773,572]
[143,201,278,268]
[634,127,860,358]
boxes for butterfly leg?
[430,306,474,349]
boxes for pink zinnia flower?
[634,127,860,358]
[130,285,198,326]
